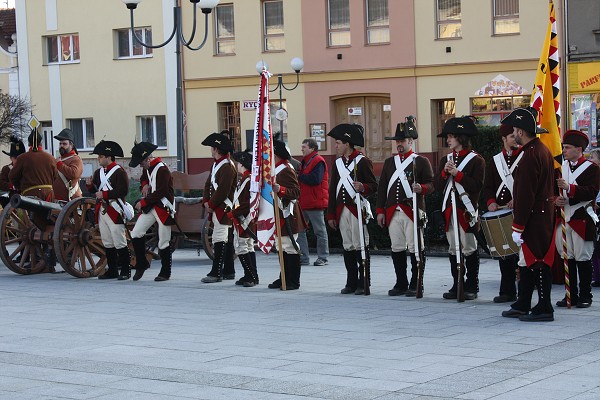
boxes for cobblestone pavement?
[1,249,599,400]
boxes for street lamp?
[122,0,220,172]
[255,57,304,142]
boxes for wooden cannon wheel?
[0,202,50,274]
[54,198,106,278]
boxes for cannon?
[0,195,158,278]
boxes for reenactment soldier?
[0,136,25,205]
[200,131,237,283]
[53,128,83,201]
[9,130,57,202]
[554,130,600,308]
[327,123,378,295]
[434,116,485,300]
[129,142,176,282]
[501,107,556,322]
[482,124,522,303]
[267,135,305,290]
[376,117,434,297]
[86,141,131,280]
[229,150,259,287]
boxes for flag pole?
[273,191,287,290]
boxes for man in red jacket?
[297,138,329,267]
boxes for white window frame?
[262,0,285,52]
[138,115,167,148]
[116,27,153,59]
[214,3,235,55]
[436,0,462,39]
[365,0,389,45]
[46,33,80,65]
[492,0,519,35]
[67,118,94,151]
[328,0,351,47]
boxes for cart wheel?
[54,198,105,278]
[0,202,49,274]
[202,218,214,260]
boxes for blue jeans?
[297,209,329,263]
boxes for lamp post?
[255,57,304,142]
[122,0,220,172]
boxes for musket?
[412,159,425,299]
[450,178,465,303]
[230,214,259,242]
[354,161,370,296]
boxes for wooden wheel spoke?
[9,242,26,259]
[18,246,30,269]
[83,247,96,269]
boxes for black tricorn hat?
[437,116,479,138]
[27,129,43,147]
[201,130,234,153]
[500,107,548,134]
[129,141,158,167]
[54,128,75,142]
[232,149,252,170]
[273,133,291,160]
[3,136,25,157]
[90,140,124,157]
[327,123,365,147]
[386,116,418,140]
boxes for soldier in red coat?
[376,117,434,297]
[434,117,485,300]
[53,128,83,201]
[482,124,522,303]
[201,131,237,283]
[130,142,175,281]
[554,130,600,308]
[501,107,556,322]
[86,141,130,280]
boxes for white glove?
[511,231,523,246]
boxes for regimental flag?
[249,69,276,253]
[530,0,562,168]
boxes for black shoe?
[388,287,407,296]
[443,291,457,300]
[243,281,256,287]
[519,313,554,322]
[235,276,250,286]
[405,289,417,297]
[502,308,528,318]
[556,297,577,307]
[576,299,592,308]
[201,276,222,283]
[464,292,477,300]
[340,287,356,294]
[98,269,118,280]
[355,287,365,295]
[268,279,281,289]
[592,281,600,287]
[154,276,169,282]
[494,294,517,303]
[223,274,235,280]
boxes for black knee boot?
[577,260,593,308]
[99,247,119,279]
[222,241,235,280]
[406,253,425,297]
[236,253,254,286]
[117,247,131,280]
[388,251,408,296]
[249,251,259,285]
[557,259,578,307]
[341,250,358,294]
[132,237,149,281]
[202,242,225,283]
[495,255,518,302]
[464,252,479,300]
[521,265,554,321]
[154,246,172,281]
[443,254,458,299]
[355,249,370,295]
[285,252,301,290]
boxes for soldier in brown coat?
[554,130,600,309]
[268,136,306,290]
[201,131,237,283]
[9,130,57,202]
[376,118,434,297]
[434,116,485,300]
[0,136,25,206]
[130,142,176,281]
[53,128,83,201]
[501,107,556,322]
[327,124,378,295]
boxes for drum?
[480,209,519,259]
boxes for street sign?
[28,115,40,130]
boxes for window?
[46,34,80,64]
[217,102,241,151]
[493,0,519,35]
[67,118,94,150]
[138,116,167,147]
[215,4,235,55]
[436,0,461,39]
[433,99,455,151]
[366,0,389,44]
[470,95,531,126]
[263,0,284,51]
[328,0,350,46]
[570,93,600,148]
[116,27,153,58]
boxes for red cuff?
[441,170,448,179]
[56,161,63,169]
[140,199,147,208]
[326,213,335,221]
[227,211,234,220]
[455,171,464,183]
[207,200,216,210]
[279,186,287,196]
[420,185,428,195]
[568,185,576,198]
[102,191,108,200]
[376,207,385,215]
[141,180,149,188]
[487,198,496,207]
[512,223,525,233]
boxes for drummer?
[482,124,522,303]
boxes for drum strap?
[493,151,523,198]
[563,160,594,222]
[387,153,416,198]
[442,152,478,226]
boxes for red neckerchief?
[149,157,163,168]
[61,150,76,159]
[453,149,470,158]
[398,150,414,161]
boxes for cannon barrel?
[10,194,63,213]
